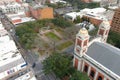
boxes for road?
[0,11,60,80]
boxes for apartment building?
[111,8,120,33]
[0,2,24,14]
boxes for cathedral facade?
[73,20,120,80]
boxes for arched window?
[98,76,103,80]
[74,58,78,69]
[84,65,88,73]
[90,70,95,78]
[83,40,88,46]
[77,39,82,46]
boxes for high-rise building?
[73,20,120,80]
[111,8,120,33]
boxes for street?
[0,11,60,80]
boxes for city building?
[47,0,61,3]
[100,0,119,8]
[64,8,114,26]
[81,8,113,26]
[81,0,101,3]
[0,21,37,80]
[0,2,25,14]
[55,7,76,16]
[16,0,26,3]
[0,1,29,14]
[28,4,54,20]
[64,12,81,22]
[73,20,120,80]
[110,8,120,33]
[0,0,26,3]
[7,12,35,25]
[0,1,36,25]
[0,0,16,4]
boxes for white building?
[64,8,107,21]
[49,0,66,4]
[0,0,16,4]
[80,7,107,20]
[0,2,28,14]
[0,21,36,80]
[64,12,82,21]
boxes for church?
[73,20,120,80]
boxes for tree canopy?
[42,52,72,78]
[73,16,82,24]
[107,30,120,49]
[64,0,100,9]
[15,18,73,49]
[42,52,90,80]
[70,70,89,80]
[15,19,51,49]
[52,17,73,28]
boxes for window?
[77,39,82,46]
[74,58,78,69]
[99,29,104,35]
[90,70,95,78]
[84,65,88,73]
[98,76,103,80]
[83,40,87,46]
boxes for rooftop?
[80,8,114,20]
[87,42,120,76]
[6,12,35,25]
[0,51,25,72]
[64,7,114,21]
[0,27,25,73]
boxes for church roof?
[86,42,120,76]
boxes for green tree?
[73,16,81,23]
[52,17,73,28]
[42,52,90,80]
[42,52,72,78]
[64,0,100,9]
[70,70,90,80]
[15,19,53,49]
[107,31,120,48]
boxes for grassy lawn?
[45,32,61,41]
[55,28,64,33]
[57,41,73,51]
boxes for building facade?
[111,8,120,33]
[0,2,25,14]
[28,5,54,20]
[73,20,120,80]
